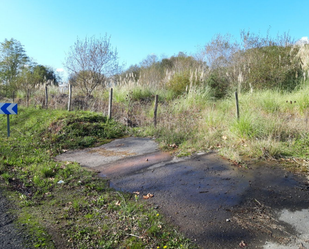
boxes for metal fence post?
[108,88,113,119]
[235,91,240,120]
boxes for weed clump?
[44,112,125,150]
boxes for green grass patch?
[0,107,194,248]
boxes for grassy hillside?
[0,108,193,248]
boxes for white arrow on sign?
[0,103,18,115]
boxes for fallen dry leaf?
[239,240,246,247]
[169,143,178,148]
[143,193,154,199]
[299,242,306,249]
[133,191,140,195]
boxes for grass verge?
[128,84,309,170]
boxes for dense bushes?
[206,71,230,98]
[235,45,303,91]
[119,31,306,99]
[166,71,191,96]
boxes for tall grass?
[8,78,309,163]
[139,82,309,161]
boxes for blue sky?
[1,0,308,81]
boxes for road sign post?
[7,114,10,137]
[0,103,18,137]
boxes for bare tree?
[201,33,239,70]
[65,35,118,95]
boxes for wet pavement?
[56,137,309,249]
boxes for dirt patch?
[97,151,172,178]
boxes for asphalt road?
[56,137,309,249]
[0,188,32,249]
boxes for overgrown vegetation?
[117,31,307,99]
[125,82,309,166]
[0,108,193,248]
[1,31,309,248]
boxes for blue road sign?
[0,103,18,115]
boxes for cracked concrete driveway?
[56,137,309,249]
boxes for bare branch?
[64,35,118,95]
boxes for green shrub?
[206,71,230,99]
[241,46,303,91]
[1,172,11,183]
[47,112,125,149]
[41,166,56,178]
[130,86,154,101]
[166,71,190,96]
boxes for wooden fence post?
[45,84,48,109]
[235,91,240,120]
[26,89,29,107]
[108,88,113,119]
[7,114,10,138]
[154,95,158,127]
[68,84,72,111]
